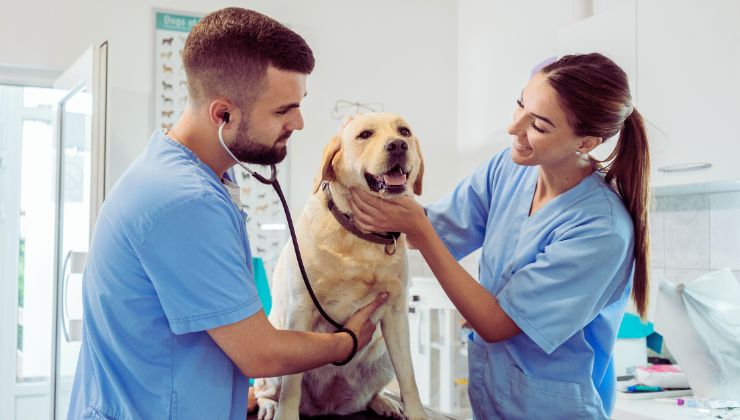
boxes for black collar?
[322,182,400,255]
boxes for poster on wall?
[154,9,290,282]
[153,11,201,132]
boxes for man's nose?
[289,110,304,131]
[385,139,408,156]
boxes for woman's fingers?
[348,188,419,233]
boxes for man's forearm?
[250,329,353,377]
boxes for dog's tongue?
[382,172,407,186]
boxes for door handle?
[657,162,712,173]
[61,251,87,342]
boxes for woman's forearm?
[411,221,521,343]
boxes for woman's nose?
[507,112,526,136]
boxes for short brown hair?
[182,7,315,108]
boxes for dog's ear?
[312,135,343,193]
[412,139,424,196]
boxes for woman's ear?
[312,135,342,193]
[577,136,603,154]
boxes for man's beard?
[228,119,290,166]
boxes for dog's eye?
[357,130,374,140]
[398,127,411,137]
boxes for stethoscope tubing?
[218,122,346,331]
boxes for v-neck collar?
[524,168,598,221]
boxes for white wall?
[0,0,459,210]
[456,0,591,177]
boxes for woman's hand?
[348,188,428,244]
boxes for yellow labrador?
[254,112,426,420]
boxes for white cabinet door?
[638,0,740,190]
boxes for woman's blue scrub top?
[67,131,263,420]
[426,148,634,419]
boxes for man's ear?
[208,98,237,126]
[412,140,424,196]
[312,135,343,193]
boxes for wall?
[651,191,740,285]
[456,0,590,178]
[0,0,459,211]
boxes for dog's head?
[314,112,424,196]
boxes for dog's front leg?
[381,304,427,420]
[273,307,312,420]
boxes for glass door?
[49,42,108,420]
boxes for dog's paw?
[257,397,278,420]
[368,393,405,419]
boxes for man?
[68,8,387,420]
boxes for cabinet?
[559,1,740,192]
[407,276,471,419]
[638,0,740,192]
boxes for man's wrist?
[332,329,358,366]
[334,330,353,363]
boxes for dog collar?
[322,182,400,255]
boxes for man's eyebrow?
[277,103,301,111]
[276,92,308,111]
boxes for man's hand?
[336,292,389,362]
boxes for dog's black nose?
[386,139,408,156]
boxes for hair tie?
[625,103,635,118]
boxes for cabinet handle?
[657,162,712,173]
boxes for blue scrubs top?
[68,130,263,420]
[427,148,633,419]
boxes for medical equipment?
[654,269,740,400]
[217,114,358,366]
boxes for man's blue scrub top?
[427,148,634,419]
[67,130,263,420]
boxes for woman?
[349,53,650,419]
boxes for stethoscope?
[217,112,358,365]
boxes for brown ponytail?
[541,53,651,320]
[604,109,651,319]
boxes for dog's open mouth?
[365,164,409,194]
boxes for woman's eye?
[358,130,374,139]
[530,121,545,133]
[398,127,411,137]
[516,99,524,108]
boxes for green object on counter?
[250,258,272,386]
[252,257,272,316]
[617,312,663,353]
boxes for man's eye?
[398,127,411,137]
[358,130,374,139]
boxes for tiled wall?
[407,190,740,297]
[651,190,740,285]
